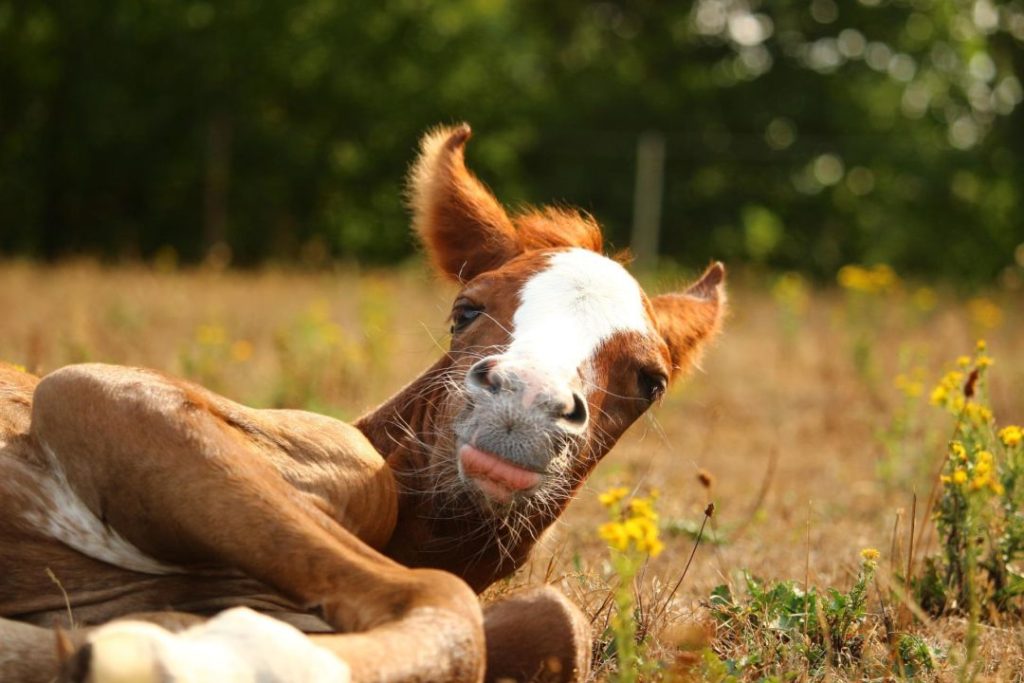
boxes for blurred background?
[2,0,1022,283]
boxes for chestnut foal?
[0,125,725,683]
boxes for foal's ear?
[650,262,727,378]
[408,124,522,282]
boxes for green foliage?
[895,633,937,678]
[1,1,1022,280]
[707,555,925,678]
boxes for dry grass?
[2,259,1023,680]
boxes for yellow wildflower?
[868,264,898,292]
[837,265,866,290]
[196,324,227,347]
[837,264,899,294]
[860,548,880,561]
[952,469,968,484]
[956,356,971,368]
[950,442,967,461]
[965,403,993,425]
[977,356,993,368]
[628,497,657,521]
[623,517,656,543]
[598,522,630,551]
[599,486,629,508]
[977,339,987,352]
[991,481,1006,496]
[895,374,923,398]
[999,425,1023,448]
[599,490,664,557]
[230,340,253,363]
[930,369,968,409]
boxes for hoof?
[484,586,591,683]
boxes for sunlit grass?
[2,259,1023,681]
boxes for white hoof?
[85,608,350,683]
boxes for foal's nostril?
[562,393,588,426]
[468,358,501,393]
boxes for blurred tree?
[0,0,1021,282]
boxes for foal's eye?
[638,370,668,403]
[450,304,484,334]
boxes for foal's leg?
[481,587,592,683]
[31,366,484,683]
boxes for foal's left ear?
[650,262,727,378]
[407,124,523,282]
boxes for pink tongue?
[460,445,541,495]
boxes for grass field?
[3,259,1023,681]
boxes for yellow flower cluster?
[941,447,1005,495]
[929,341,993,418]
[837,264,899,294]
[598,486,629,507]
[1000,425,1023,448]
[929,369,964,408]
[894,368,925,398]
[951,441,967,461]
[598,487,664,557]
[964,402,993,425]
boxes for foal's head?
[402,124,724,520]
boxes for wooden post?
[204,112,233,254]
[630,131,665,271]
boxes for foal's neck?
[354,358,562,592]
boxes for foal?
[0,124,725,682]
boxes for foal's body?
[0,125,725,683]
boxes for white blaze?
[508,249,649,382]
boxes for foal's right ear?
[408,124,523,282]
[650,262,727,379]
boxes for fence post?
[630,131,666,271]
